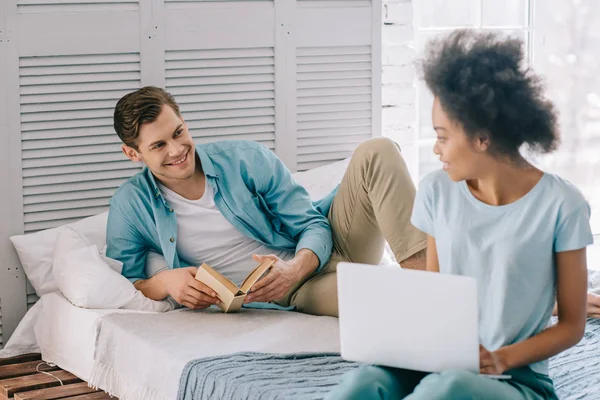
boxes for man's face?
[122,105,196,184]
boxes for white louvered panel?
[165,0,272,9]
[297,45,372,171]
[27,294,39,311]
[299,0,371,7]
[17,0,139,13]
[166,48,276,150]
[20,53,141,233]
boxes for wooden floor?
[0,354,116,400]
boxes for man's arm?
[242,145,332,303]
[252,144,333,270]
[106,204,149,282]
[134,267,221,309]
[106,203,219,309]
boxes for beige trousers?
[276,137,427,317]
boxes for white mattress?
[34,292,138,381]
[91,304,341,399]
[32,291,342,400]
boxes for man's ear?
[122,144,142,162]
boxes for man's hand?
[479,345,508,375]
[245,250,318,304]
[157,267,221,310]
[587,293,600,318]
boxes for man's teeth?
[171,154,186,165]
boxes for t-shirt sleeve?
[410,178,435,237]
[554,202,594,253]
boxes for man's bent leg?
[286,254,341,317]
[327,137,426,265]
[288,138,427,316]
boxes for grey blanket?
[179,319,600,400]
[550,318,600,399]
[177,352,359,400]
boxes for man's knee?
[291,271,338,317]
[354,137,402,162]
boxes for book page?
[195,264,239,308]
[197,263,240,293]
[240,259,274,294]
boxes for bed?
[34,291,347,400]
[3,291,598,400]
[2,159,600,399]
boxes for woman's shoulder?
[541,172,590,214]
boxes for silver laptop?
[337,262,482,374]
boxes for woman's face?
[431,97,490,181]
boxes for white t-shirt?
[159,181,294,286]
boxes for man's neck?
[157,164,206,201]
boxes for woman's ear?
[475,133,491,152]
[122,144,142,162]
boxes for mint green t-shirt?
[411,170,593,375]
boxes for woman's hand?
[479,345,508,375]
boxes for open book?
[194,259,274,313]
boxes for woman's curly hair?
[419,29,559,158]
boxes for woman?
[327,29,592,400]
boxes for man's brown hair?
[113,86,181,149]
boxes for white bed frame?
[0,0,382,347]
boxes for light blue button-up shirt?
[106,140,336,283]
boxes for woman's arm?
[491,248,588,372]
[426,235,440,272]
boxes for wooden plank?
[14,382,98,400]
[0,362,58,380]
[63,392,114,400]
[0,371,81,400]
[0,355,41,367]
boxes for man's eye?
[175,129,183,137]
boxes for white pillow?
[292,158,350,201]
[52,226,173,312]
[10,212,109,296]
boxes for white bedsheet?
[33,292,140,381]
[90,305,341,400]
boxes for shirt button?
[169,208,173,213]
[169,237,175,243]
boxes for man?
[106,86,426,317]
